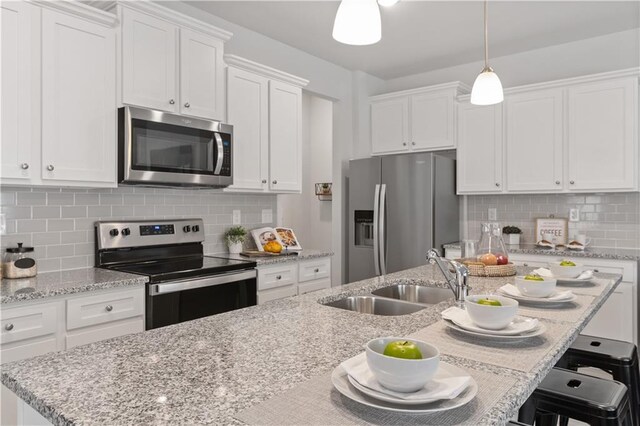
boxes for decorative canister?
[3,243,37,279]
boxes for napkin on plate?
[499,284,573,301]
[531,268,594,280]
[340,352,471,401]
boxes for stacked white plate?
[331,352,478,413]
[530,268,595,286]
[441,306,546,341]
[497,284,577,305]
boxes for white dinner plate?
[554,276,595,285]
[443,319,547,341]
[448,314,539,336]
[331,362,478,414]
[497,289,577,305]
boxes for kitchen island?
[1,264,622,425]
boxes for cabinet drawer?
[298,278,331,295]
[66,287,144,331]
[298,258,331,283]
[66,317,144,349]
[257,264,297,290]
[1,337,58,364]
[1,303,58,345]
[257,285,297,304]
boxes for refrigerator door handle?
[373,184,381,276]
[379,184,387,275]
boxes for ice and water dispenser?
[354,211,374,247]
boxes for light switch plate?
[569,208,580,222]
[488,208,497,221]
[232,210,241,225]
[261,209,273,224]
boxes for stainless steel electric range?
[95,218,257,330]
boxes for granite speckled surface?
[1,268,148,304]
[222,249,333,265]
[443,242,640,261]
[1,264,620,425]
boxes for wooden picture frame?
[535,218,568,245]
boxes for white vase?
[228,242,243,254]
[505,234,520,245]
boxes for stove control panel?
[141,224,175,236]
[96,219,204,250]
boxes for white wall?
[278,94,333,252]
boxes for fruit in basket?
[495,254,509,265]
[264,241,283,253]
[476,298,502,306]
[479,253,498,266]
[383,340,423,360]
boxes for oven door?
[119,106,232,187]
[146,269,256,330]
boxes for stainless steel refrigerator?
[347,153,459,282]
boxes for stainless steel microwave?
[118,106,233,187]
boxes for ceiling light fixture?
[470,0,503,105]
[332,0,382,46]
[377,0,399,7]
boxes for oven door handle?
[149,269,257,296]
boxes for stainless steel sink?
[372,284,454,305]
[323,296,426,316]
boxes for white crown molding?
[224,55,309,88]
[117,0,233,41]
[459,67,640,101]
[369,81,471,102]
[31,0,118,27]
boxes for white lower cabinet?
[256,258,332,304]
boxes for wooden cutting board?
[239,250,300,258]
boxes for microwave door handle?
[214,133,224,175]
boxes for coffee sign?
[535,218,568,244]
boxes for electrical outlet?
[261,209,273,224]
[569,208,580,222]
[232,210,241,225]
[488,208,497,221]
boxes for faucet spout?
[426,249,470,307]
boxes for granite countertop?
[1,268,149,304]
[221,249,334,265]
[444,242,640,261]
[1,263,621,425]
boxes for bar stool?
[518,368,632,425]
[557,335,640,425]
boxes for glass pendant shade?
[332,0,382,46]
[470,67,504,106]
[377,0,399,6]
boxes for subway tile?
[75,193,100,205]
[48,219,75,232]
[1,206,31,219]
[47,244,75,258]
[0,191,16,206]
[62,206,88,219]
[17,219,46,233]
[17,192,46,206]
[60,256,88,270]
[74,218,96,230]
[61,231,87,244]
[155,205,174,216]
[38,258,61,273]
[88,206,112,218]
[100,193,123,205]
[47,193,74,206]
[122,194,145,205]
[33,232,61,246]
[74,242,93,255]
[112,205,134,217]
[134,205,154,216]
[0,233,32,247]
[145,194,165,205]
[33,206,61,219]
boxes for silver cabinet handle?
[594,269,599,273]
[47,165,54,171]
[555,181,561,185]
[21,163,29,170]
[262,179,267,184]
[495,182,500,187]
[5,323,14,331]
[276,275,282,280]
[411,142,416,146]
[570,180,575,185]
[169,99,175,105]
[272,180,277,185]
[105,305,113,312]
[314,268,319,273]
[184,102,190,108]
[523,263,529,267]
[402,142,407,146]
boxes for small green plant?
[224,226,247,244]
[502,226,522,235]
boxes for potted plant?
[224,226,247,254]
[502,226,522,245]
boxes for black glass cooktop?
[110,256,256,283]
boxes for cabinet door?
[410,92,455,151]
[567,78,637,191]
[269,80,302,192]
[122,8,177,112]
[371,97,409,155]
[505,89,563,192]
[41,10,116,185]
[457,103,503,193]
[1,1,34,181]
[583,281,635,344]
[226,67,269,191]
[179,28,224,120]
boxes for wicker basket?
[457,259,516,277]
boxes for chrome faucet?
[426,249,470,306]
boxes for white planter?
[228,242,243,254]
[504,234,521,245]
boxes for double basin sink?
[323,284,453,316]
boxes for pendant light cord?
[484,0,489,69]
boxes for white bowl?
[548,261,584,278]
[365,337,440,393]
[515,276,557,298]
[465,295,518,330]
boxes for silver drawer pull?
[47,165,55,171]
[314,268,319,273]
[5,323,14,331]
[262,179,267,184]
[105,305,113,312]
[594,269,599,273]
[21,163,29,170]
[184,102,190,108]
[276,275,282,280]
[523,263,529,267]
[169,99,175,105]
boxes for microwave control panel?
[219,135,231,177]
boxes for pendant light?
[332,0,381,46]
[470,0,503,105]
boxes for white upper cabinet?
[1,1,34,181]
[269,80,302,192]
[567,78,637,191]
[119,4,231,121]
[370,83,468,156]
[121,8,177,113]
[41,9,116,184]
[226,67,269,191]
[371,97,409,154]
[505,89,563,192]
[457,103,503,193]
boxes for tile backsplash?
[0,186,277,273]
[465,192,640,249]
